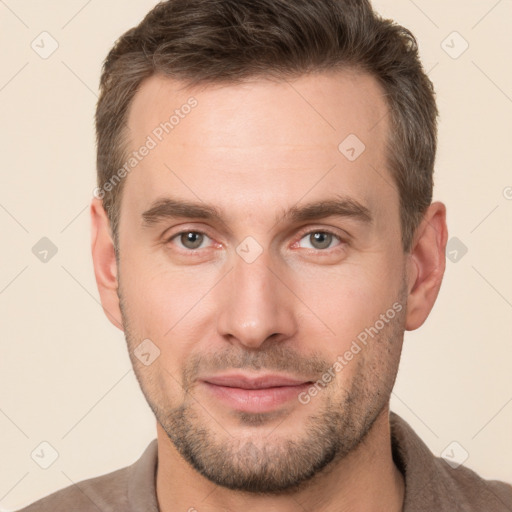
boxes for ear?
[90,197,124,331]
[405,201,448,331]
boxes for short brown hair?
[95,0,438,251]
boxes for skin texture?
[91,70,448,512]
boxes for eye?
[171,231,212,250]
[297,231,342,250]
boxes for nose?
[215,249,298,349]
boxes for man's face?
[116,70,408,491]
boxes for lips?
[200,373,313,414]
[203,374,310,389]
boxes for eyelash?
[294,228,345,251]
[166,228,347,252]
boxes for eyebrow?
[142,198,222,226]
[285,196,372,225]
[141,195,372,228]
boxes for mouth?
[200,373,313,413]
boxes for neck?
[156,407,404,512]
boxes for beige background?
[1,0,511,509]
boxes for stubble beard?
[118,281,407,494]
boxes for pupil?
[182,232,203,249]
[311,232,331,249]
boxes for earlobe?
[90,197,124,331]
[405,201,448,331]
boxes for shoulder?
[16,439,159,512]
[431,454,512,511]
[390,412,512,511]
[16,465,131,512]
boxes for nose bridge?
[216,248,296,348]
[234,254,275,312]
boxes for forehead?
[128,69,387,147]
[122,70,394,223]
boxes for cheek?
[120,246,221,333]
[292,259,402,348]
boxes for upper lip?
[202,373,312,389]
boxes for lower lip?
[201,381,311,413]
